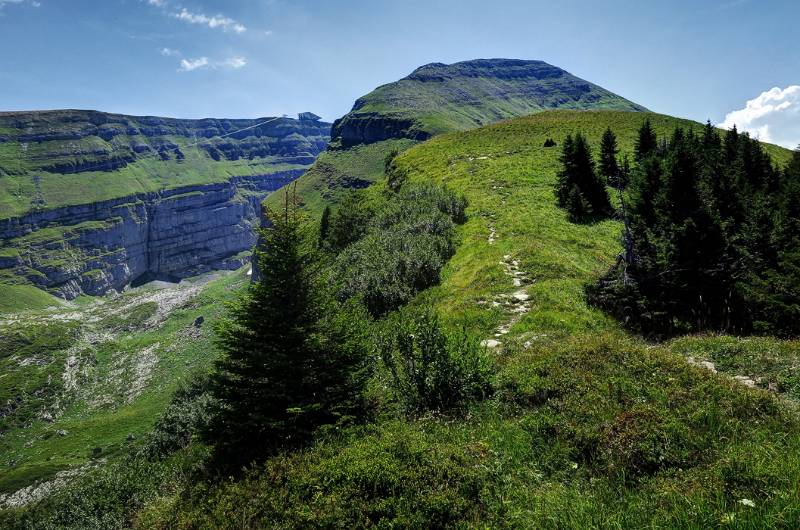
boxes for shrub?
[140,374,214,461]
[379,308,493,414]
[334,184,467,316]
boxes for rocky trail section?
[479,255,534,349]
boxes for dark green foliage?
[379,308,493,414]
[0,445,204,530]
[543,137,557,148]
[320,191,374,252]
[555,133,613,222]
[140,375,214,461]
[589,122,796,336]
[599,127,620,186]
[334,185,467,316]
[202,191,372,471]
[318,205,331,248]
[634,118,657,161]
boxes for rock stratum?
[0,110,330,297]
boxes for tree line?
[555,119,800,337]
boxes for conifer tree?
[599,127,620,187]
[555,133,612,222]
[635,119,658,161]
[203,189,370,471]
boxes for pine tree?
[203,189,370,471]
[635,119,658,161]
[599,127,620,187]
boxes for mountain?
[264,58,647,213]
[2,60,800,528]
[0,110,330,298]
[332,58,647,147]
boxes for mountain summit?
[331,59,647,147]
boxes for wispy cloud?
[178,56,209,72]
[160,47,180,57]
[173,8,246,33]
[220,56,247,69]
[141,1,247,34]
[0,0,41,9]
[177,56,247,73]
[720,86,800,148]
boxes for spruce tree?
[555,133,612,222]
[635,119,658,161]
[203,190,370,471]
[599,127,620,187]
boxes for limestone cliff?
[0,110,331,297]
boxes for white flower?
[738,498,756,508]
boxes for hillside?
[0,110,330,299]
[264,59,647,214]
[152,111,800,527]
[6,110,799,528]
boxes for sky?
[1,0,798,147]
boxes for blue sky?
[1,0,798,145]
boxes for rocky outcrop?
[330,112,431,148]
[0,171,301,298]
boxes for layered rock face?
[0,110,331,297]
[0,172,301,298]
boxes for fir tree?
[635,119,658,161]
[555,133,612,222]
[203,189,370,471]
[599,127,620,187]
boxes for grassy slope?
[268,139,415,214]
[153,111,800,527]
[0,285,63,313]
[0,144,308,219]
[349,60,646,137]
[0,268,248,494]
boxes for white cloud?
[177,56,248,73]
[220,56,247,69]
[720,86,800,149]
[141,1,247,34]
[0,0,40,9]
[178,57,209,72]
[173,8,246,33]
[160,47,180,56]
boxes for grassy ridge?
[135,111,800,527]
[5,110,800,527]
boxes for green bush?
[333,184,467,316]
[379,308,493,414]
[140,374,215,461]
